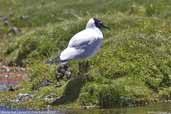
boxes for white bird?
[59,18,109,64]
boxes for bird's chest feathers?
[94,28,103,39]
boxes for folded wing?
[68,29,97,49]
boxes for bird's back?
[60,27,103,62]
[68,28,103,48]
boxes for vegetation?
[0,0,171,109]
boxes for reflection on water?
[66,102,171,114]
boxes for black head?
[93,18,109,29]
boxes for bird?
[46,18,109,80]
[59,18,109,64]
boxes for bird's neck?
[89,27,103,39]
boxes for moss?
[27,63,57,89]
[159,87,171,101]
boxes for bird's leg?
[78,60,91,81]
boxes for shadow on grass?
[50,61,90,105]
[50,76,86,105]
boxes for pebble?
[44,94,57,103]
[15,93,33,103]
[2,65,10,72]
[8,26,21,35]
[56,64,72,81]
[20,15,29,20]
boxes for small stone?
[2,65,10,72]
[20,67,26,72]
[3,20,10,26]
[55,82,63,87]
[65,71,71,79]
[8,27,21,35]
[50,95,64,105]
[20,15,29,20]
[33,80,53,90]
[0,16,8,21]
[4,74,9,78]
[16,93,33,103]
[8,85,15,91]
[44,94,56,103]
[63,65,69,70]
[55,64,72,81]
[41,80,52,86]
[56,72,64,80]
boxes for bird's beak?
[102,24,110,30]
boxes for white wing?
[60,28,103,62]
[60,47,83,62]
[68,29,98,49]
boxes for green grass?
[0,0,171,109]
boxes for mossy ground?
[0,0,171,110]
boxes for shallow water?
[66,102,171,114]
[0,84,171,114]
[0,102,171,114]
[0,84,8,91]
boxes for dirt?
[0,62,27,86]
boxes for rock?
[44,94,57,103]
[8,85,15,91]
[8,26,21,35]
[81,105,97,109]
[0,16,10,26]
[54,82,63,87]
[65,70,71,79]
[32,80,53,90]
[20,67,26,72]
[3,20,10,26]
[20,15,29,20]
[0,16,8,21]
[56,64,72,81]
[41,80,52,86]
[4,74,9,79]
[8,84,21,91]
[16,93,33,103]
[2,65,10,72]
[56,72,64,80]
[49,95,64,105]
[56,67,65,80]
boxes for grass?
[0,0,171,109]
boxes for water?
[66,102,171,114]
[0,84,8,91]
[0,102,170,114]
[0,83,15,91]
